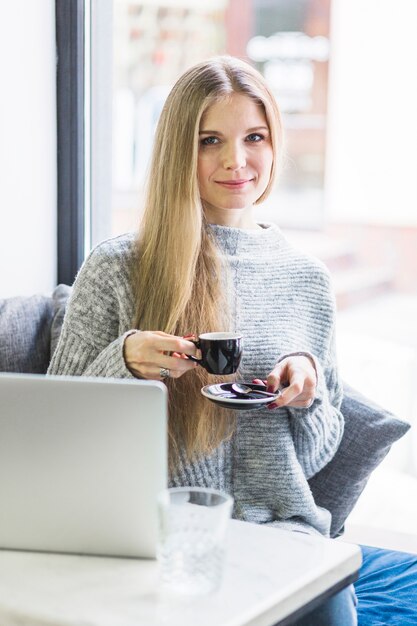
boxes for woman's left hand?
[253,355,317,410]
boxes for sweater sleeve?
[282,265,344,480]
[286,334,344,479]
[48,327,136,379]
[47,239,136,380]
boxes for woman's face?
[197,92,273,227]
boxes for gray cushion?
[0,295,54,374]
[50,284,72,359]
[308,383,410,537]
[0,285,72,375]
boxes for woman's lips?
[215,179,253,189]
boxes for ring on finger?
[160,367,170,379]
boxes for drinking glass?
[156,487,233,595]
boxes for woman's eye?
[246,133,264,142]
[201,136,219,146]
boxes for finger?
[152,332,200,359]
[267,401,279,410]
[275,373,305,405]
[134,351,198,376]
[126,361,163,380]
[129,364,176,381]
[266,365,285,393]
[158,352,199,373]
[252,378,266,386]
[171,338,199,357]
[267,383,315,408]
[273,395,315,409]
[301,376,317,396]
[281,370,316,406]
[173,352,189,360]
[267,372,304,407]
[130,356,197,380]
[267,395,314,411]
[145,333,199,357]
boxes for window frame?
[56,0,112,284]
[56,0,86,285]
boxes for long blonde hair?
[132,56,283,468]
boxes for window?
[90,0,331,247]
[58,0,417,553]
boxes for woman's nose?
[222,142,246,170]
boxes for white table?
[0,520,361,626]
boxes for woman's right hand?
[123,330,200,380]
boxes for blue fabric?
[355,545,417,625]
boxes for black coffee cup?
[189,332,242,375]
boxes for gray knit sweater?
[48,223,344,536]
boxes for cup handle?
[187,338,201,362]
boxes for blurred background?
[109,0,417,550]
[0,0,416,549]
[111,0,329,234]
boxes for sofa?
[1,285,416,622]
[0,283,410,536]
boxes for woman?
[49,56,356,624]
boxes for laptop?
[0,373,168,558]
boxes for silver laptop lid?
[0,374,168,558]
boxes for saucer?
[201,382,281,411]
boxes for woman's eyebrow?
[199,126,269,135]
[199,129,223,136]
[246,126,270,133]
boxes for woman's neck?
[203,204,261,230]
